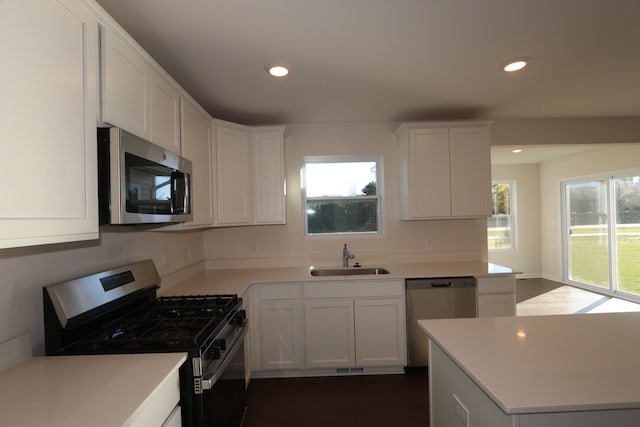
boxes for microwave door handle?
[170,172,187,214]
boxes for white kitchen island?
[419,313,640,427]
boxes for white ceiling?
[490,144,608,165]
[94,0,640,126]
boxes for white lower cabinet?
[304,299,356,368]
[304,297,406,369]
[303,280,406,371]
[258,300,304,370]
[161,406,182,427]
[250,280,406,377]
[250,283,304,372]
[476,275,516,317]
[354,298,406,366]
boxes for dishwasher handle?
[405,277,476,290]
[430,281,452,288]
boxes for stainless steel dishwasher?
[406,277,477,367]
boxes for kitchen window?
[302,157,381,235]
[562,170,640,298]
[488,181,515,250]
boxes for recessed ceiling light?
[266,65,289,77]
[502,58,530,73]
[512,148,523,153]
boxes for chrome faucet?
[342,243,355,268]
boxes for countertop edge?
[162,261,519,297]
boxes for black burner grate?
[66,294,239,352]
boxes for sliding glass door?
[565,180,610,289]
[615,175,640,295]
[563,172,640,298]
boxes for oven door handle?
[200,325,246,390]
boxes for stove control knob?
[232,310,247,326]
[213,339,226,352]
[206,346,221,361]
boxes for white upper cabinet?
[99,24,147,137]
[0,0,99,249]
[213,123,253,226]
[180,97,213,226]
[449,127,492,217]
[149,72,181,154]
[212,122,286,226]
[100,24,181,153]
[397,122,493,219]
[252,128,286,224]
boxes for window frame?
[302,156,383,237]
[488,180,516,251]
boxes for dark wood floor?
[245,372,429,427]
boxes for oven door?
[198,326,248,427]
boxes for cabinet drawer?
[128,367,180,427]
[304,280,403,299]
[259,283,300,300]
[476,276,515,294]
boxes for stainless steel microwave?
[97,127,192,225]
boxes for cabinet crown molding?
[395,120,494,137]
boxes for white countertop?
[160,261,517,296]
[0,353,186,427]
[419,313,640,414]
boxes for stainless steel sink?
[310,267,390,277]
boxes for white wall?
[203,122,489,268]
[540,144,640,281]
[0,229,203,355]
[489,163,541,277]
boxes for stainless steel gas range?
[43,260,247,427]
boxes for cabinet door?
[354,299,406,366]
[258,300,304,370]
[476,276,516,317]
[406,128,451,218]
[0,0,99,249]
[100,25,148,139]
[449,127,492,217]
[149,71,181,153]
[252,129,285,224]
[477,294,516,317]
[304,300,355,368]
[180,98,212,225]
[214,126,253,225]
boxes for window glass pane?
[303,159,380,235]
[615,175,640,294]
[488,214,512,249]
[566,180,609,288]
[488,182,513,249]
[307,199,378,234]
[306,162,376,197]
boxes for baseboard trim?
[251,366,405,379]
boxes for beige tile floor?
[516,278,640,316]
